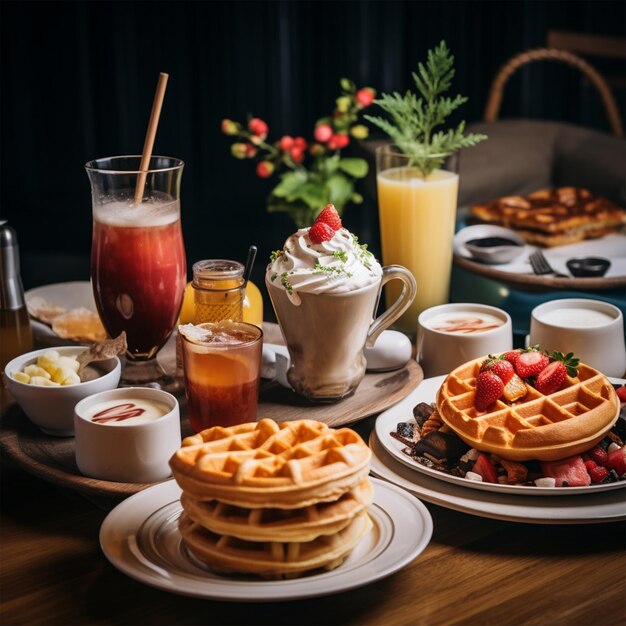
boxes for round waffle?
[180,480,373,543]
[169,419,371,508]
[178,510,372,578]
[437,356,620,461]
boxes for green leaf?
[272,170,307,198]
[293,182,327,209]
[267,197,315,228]
[340,77,356,93]
[322,155,340,176]
[325,173,353,206]
[365,40,487,177]
[351,192,363,204]
[337,158,368,178]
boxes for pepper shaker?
[0,220,33,372]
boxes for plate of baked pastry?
[453,187,626,290]
[25,281,106,345]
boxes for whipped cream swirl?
[266,226,382,305]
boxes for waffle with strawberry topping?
[436,353,620,461]
[470,187,626,247]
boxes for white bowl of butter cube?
[4,346,121,436]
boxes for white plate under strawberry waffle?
[375,354,626,496]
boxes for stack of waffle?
[470,187,626,247]
[436,358,619,461]
[169,418,373,578]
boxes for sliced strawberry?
[502,373,527,402]
[589,465,609,484]
[584,459,597,473]
[606,447,626,475]
[535,351,580,394]
[515,350,549,379]
[315,204,342,231]
[535,361,568,395]
[588,445,609,466]
[308,221,335,244]
[616,385,626,402]
[474,371,504,411]
[472,453,498,483]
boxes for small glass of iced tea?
[179,321,263,433]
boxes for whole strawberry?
[480,355,514,385]
[535,351,579,395]
[315,204,342,231]
[515,349,549,379]
[309,221,335,244]
[474,371,505,411]
[503,350,521,367]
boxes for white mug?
[529,298,626,378]
[417,303,513,378]
[74,387,181,483]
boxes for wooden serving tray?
[454,253,626,291]
[0,329,422,501]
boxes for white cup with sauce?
[74,387,181,483]
[529,298,626,378]
[417,303,513,378]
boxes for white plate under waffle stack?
[99,478,433,600]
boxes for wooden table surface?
[2,411,625,626]
[2,326,625,625]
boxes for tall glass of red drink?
[86,156,186,388]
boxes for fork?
[528,250,569,277]
[528,250,554,275]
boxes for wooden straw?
[133,72,169,205]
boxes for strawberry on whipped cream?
[266,218,382,306]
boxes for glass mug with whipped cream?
[265,207,416,401]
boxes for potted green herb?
[365,41,487,334]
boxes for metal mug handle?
[366,265,417,348]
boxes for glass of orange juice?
[179,321,263,433]
[376,145,459,336]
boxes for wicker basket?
[484,47,624,138]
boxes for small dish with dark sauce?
[460,225,526,264]
[566,256,611,278]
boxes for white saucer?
[375,376,626,497]
[25,281,97,345]
[99,477,433,601]
[370,432,626,524]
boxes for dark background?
[1,0,625,291]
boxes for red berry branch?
[221,78,376,228]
